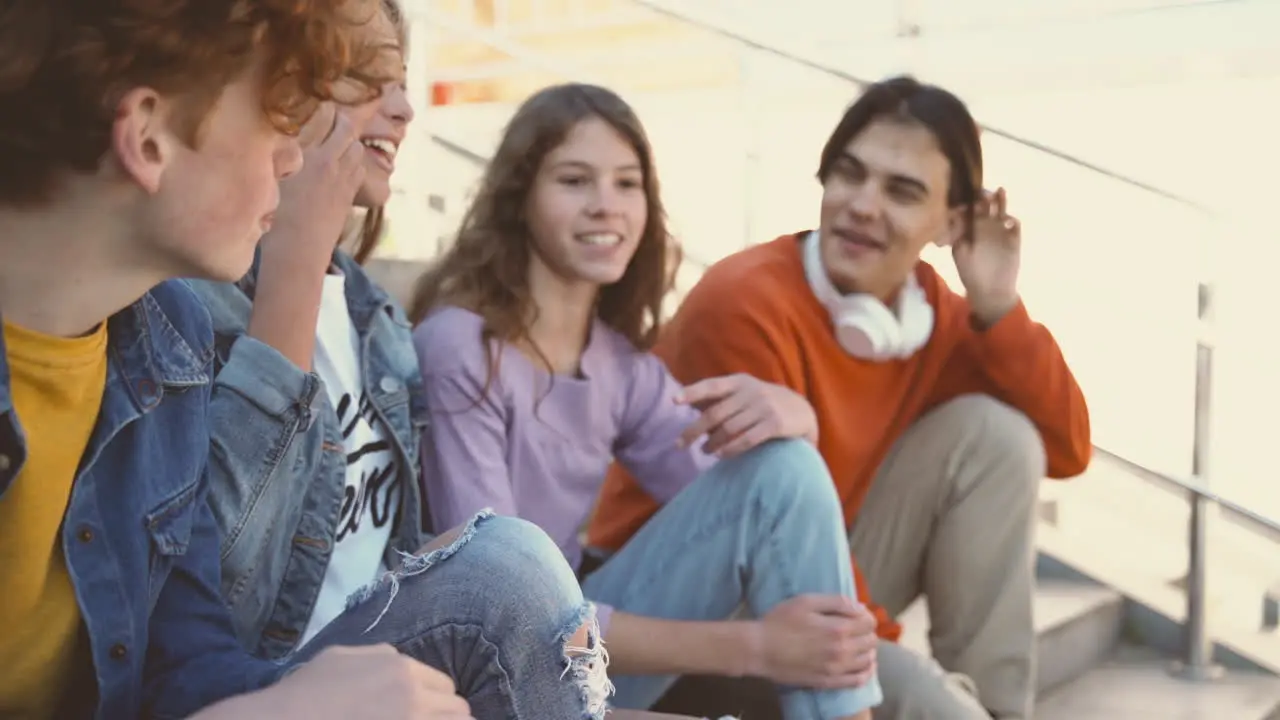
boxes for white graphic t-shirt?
[299,271,402,646]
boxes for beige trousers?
[850,395,1046,720]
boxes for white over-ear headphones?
[802,230,934,361]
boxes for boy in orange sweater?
[589,76,1090,719]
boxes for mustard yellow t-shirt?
[0,320,108,718]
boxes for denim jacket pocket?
[144,481,199,611]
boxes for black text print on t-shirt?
[335,391,401,541]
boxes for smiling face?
[523,115,648,291]
[352,4,411,208]
[352,78,412,208]
[817,117,964,300]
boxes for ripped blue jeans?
[289,512,611,719]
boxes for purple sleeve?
[413,310,519,531]
[613,351,717,503]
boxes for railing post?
[1171,281,1223,681]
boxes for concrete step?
[1035,644,1280,720]
[1035,481,1280,675]
[897,575,1125,697]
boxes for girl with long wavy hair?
[410,82,882,720]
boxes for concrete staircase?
[1036,644,1280,719]
[918,568,1280,719]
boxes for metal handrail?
[1092,445,1280,540]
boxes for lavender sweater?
[414,307,715,624]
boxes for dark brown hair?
[0,0,396,207]
[350,0,407,265]
[818,75,984,236]
[409,82,675,357]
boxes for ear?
[110,87,177,195]
[936,205,969,247]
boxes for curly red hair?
[0,0,396,207]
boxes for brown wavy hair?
[350,0,407,265]
[0,0,396,208]
[409,83,676,358]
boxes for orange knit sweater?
[587,233,1091,641]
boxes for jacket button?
[76,526,93,543]
[380,377,400,393]
[109,643,127,660]
[0,453,10,471]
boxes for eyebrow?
[548,159,642,173]
[838,150,930,196]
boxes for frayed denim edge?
[344,508,496,634]
[559,602,614,719]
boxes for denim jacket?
[0,281,279,719]
[187,250,433,660]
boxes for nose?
[383,84,415,127]
[585,183,625,217]
[846,182,882,223]
[276,136,304,180]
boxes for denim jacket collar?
[0,294,210,496]
[109,292,212,390]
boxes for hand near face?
[676,374,819,459]
[953,187,1021,326]
[262,104,366,265]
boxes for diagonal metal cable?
[627,0,1216,217]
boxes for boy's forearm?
[247,239,329,370]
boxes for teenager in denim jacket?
[0,0,532,717]
[187,2,618,718]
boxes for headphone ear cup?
[835,321,876,358]
[835,296,901,359]
[862,297,902,349]
[804,229,933,360]
[895,283,935,355]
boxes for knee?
[944,395,1046,481]
[468,515,581,594]
[409,514,583,619]
[722,438,842,518]
[414,517,612,717]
